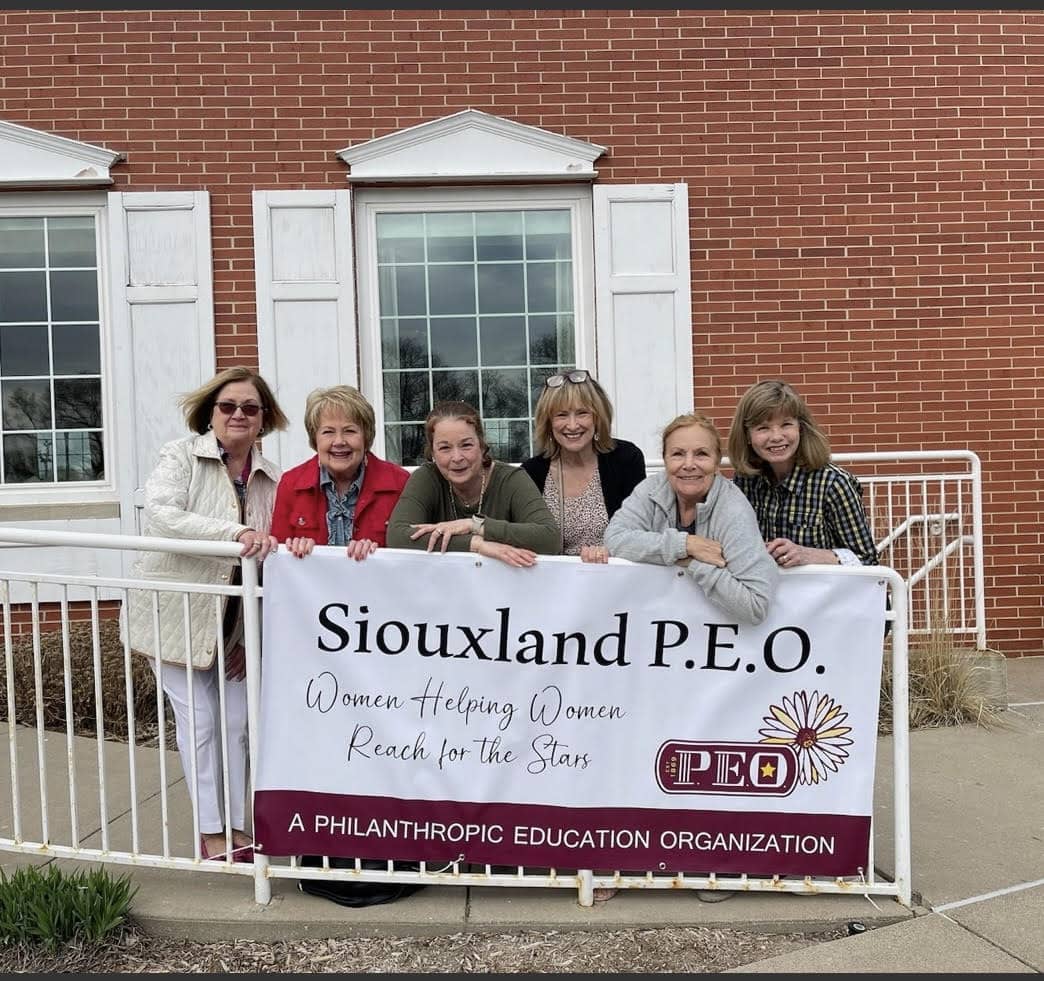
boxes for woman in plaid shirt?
[727,380,878,569]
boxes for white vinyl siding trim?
[108,190,214,535]
[593,183,693,464]
[253,189,356,471]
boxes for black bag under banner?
[296,855,425,908]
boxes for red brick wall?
[1,9,1042,654]
[0,600,121,638]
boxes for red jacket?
[270,452,409,547]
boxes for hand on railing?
[237,529,278,561]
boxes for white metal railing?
[639,450,985,649]
[0,526,911,910]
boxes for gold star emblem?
[760,760,776,779]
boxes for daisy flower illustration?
[758,690,853,786]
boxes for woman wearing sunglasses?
[520,369,646,564]
[387,400,560,566]
[125,365,288,864]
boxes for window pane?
[50,270,100,321]
[55,431,103,481]
[428,265,475,316]
[52,323,101,375]
[527,261,572,313]
[0,271,47,322]
[0,218,45,269]
[48,217,97,268]
[3,379,51,429]
[4,433,52,482]
[526,211,572,260]
[55,378,102,429]
[482,368,527,418]
[379,265,426,317]
[383,371,429,423]
[427,213,474,262]
[432,369,478,407]
[476,212,523,260]
[381,317,428,370]
[0,214,104,485]
[529,314,574,365]
[384,423,426,467]
[483,418,531,463]
[429,317,477,368]
[476,263,524,314]
[374,206,578,465]
[376,213,425,263]
[480,316,526,365]
[0,325,50,376]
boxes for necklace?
[450,464,489,518]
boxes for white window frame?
[354,184,596,461]
[0,191,117,506]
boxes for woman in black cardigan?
[520,369,645,563]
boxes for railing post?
[241,555,272,905]
[886,568,913,907]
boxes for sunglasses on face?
[214,400,264,418]
[544,369,590,389]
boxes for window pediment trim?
[0,119,123,189]
[337,109,605,184]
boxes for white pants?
[150,658,249,835]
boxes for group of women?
[126,364,878,886]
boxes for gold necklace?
[451,464,489,518]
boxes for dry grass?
[879,621,1006,735]
[0,620,174,746]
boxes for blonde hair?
[179,365,288,437]
[661,412,722,462]
[726,379,831,476]
[303,385,376,451]
[424,400,493,465]
[532,372,616,459]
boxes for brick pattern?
[1,9,1041,653]
[0,600,121,638]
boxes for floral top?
[543,465,610,556]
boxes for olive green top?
[387,461,561,555]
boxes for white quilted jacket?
[123,432,281,669]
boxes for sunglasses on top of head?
[544,369,590,389]
[214,400,264,418]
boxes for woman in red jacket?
[271,385,409,559]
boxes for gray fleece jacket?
[605,471,780,624]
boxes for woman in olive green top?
[387,401,560,567]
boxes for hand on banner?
[684,534,725,568]
[282,536,316,558]
[767,538,811,568]
[346,538,379,561]
[410,519,473,553]
[580,545,609,564]
[471,539,538,568]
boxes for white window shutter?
[593,184,693,465]
[253,189,356,470]
[108,190,215,536]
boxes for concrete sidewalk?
[3,658,1042,973]
[729,655,1044,973]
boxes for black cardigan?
[519,438,646,519]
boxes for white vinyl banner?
[255,548,888,876]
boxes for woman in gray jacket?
[605,412,779,625]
